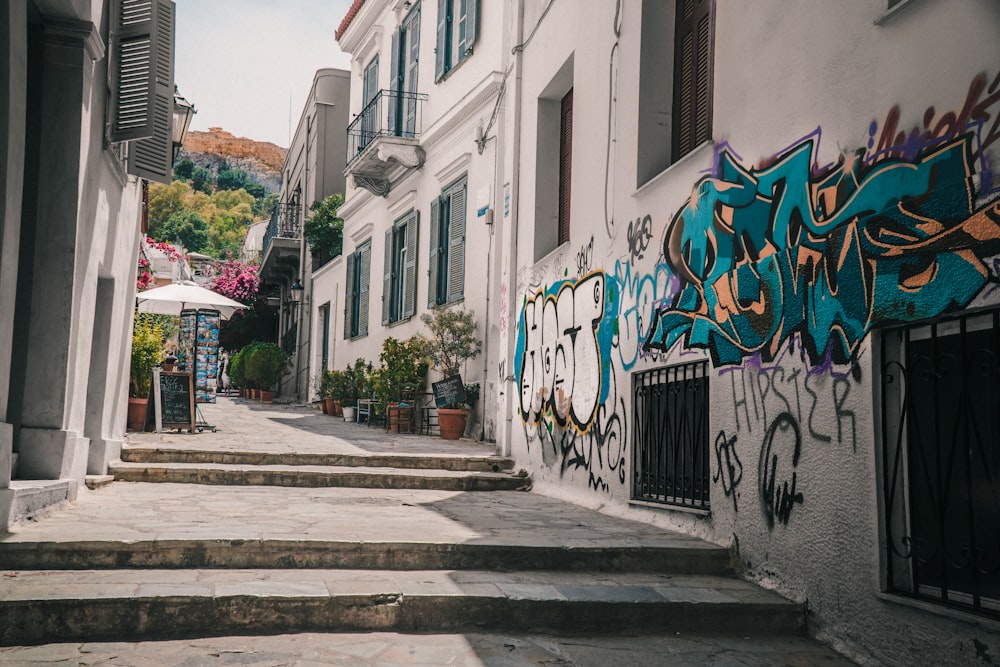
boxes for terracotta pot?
[127,397,148,431]
[437,408,468,440]
[332,400,343,417]
[321,398,332,414]
[162,363,176,372]
[260,389,273,403]
[251,388,259,399]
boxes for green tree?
[253,192,278,219]
[173,158,194,180]
[147,180,189,231]
[244,182,266,199]
[191,166,213,193]
[153,210,208,253]
[217,168,249,191]
[304,193,345,261]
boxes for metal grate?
[346,89,428,165]
[881,310,1000,619]
[632,361,710,510]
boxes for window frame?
[558,88,573,246]
[383,211,420,325]
[428,177,467,307]
[671,0,714,163]
[344,241,371,339]
[435,0,479,82]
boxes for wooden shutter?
[447,182,466,303]
[112,0,156,141]
[464,0,478,58]
[558,89,573,246]
[672,0,713,161]
[435,0,448,81]
[345,251,356,338]
[428,197,441,307]
[382,229,394,324]
[403,212,419,319]
[358,243,371,336]
[123,0,176,184]
[388,27,401,134]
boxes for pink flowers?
[207,256,261,305]
[145,237,182,261]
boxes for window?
[320,303,331,370]
[880,311,1000,619]
[389,4,421,137]
[558,88,573,246]
[428,178,466,306]
[533,56,574,260]
[383,211,419,324]
[435,0,478,81]
[344,241,371,339]
[632,361,710,511]
[637,0,714,185]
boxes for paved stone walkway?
[0,631,855,665]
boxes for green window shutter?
[123,0,176,184]
[403,211,419,319]
[428,197,441,307]
[447,182,466,303]
[345,252,356,339]
[435,0,448,81]
[388,27,401,133]
[382,229,394,325]
[464,0,478,58]
[359,244,371,336]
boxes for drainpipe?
[500,0,526,457]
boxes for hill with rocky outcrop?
[177,128,286,194]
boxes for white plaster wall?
[309,255,343,400]
[505,0,1000,664]
[335,0,510,434]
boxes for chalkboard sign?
[145,371,196,432]
[432,375,466,408]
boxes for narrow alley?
[0,398,852,665]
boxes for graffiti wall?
[512,70,1000,505]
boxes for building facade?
[332,0,507,435]
[259,68,350,400]
[1,0,177,526]
[495,0,1000,665]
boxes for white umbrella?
[136,281,248,320]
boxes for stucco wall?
[504,1,1000,665]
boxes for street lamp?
[172,87,196,161]
[289,278,304,304]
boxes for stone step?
[0,480,74,529]
[0,538,732,574]
[108,461,530,491]
[0,569,805,645]
[121,446,515,472]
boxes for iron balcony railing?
[880,309,1000,619]
[262,202,301,258]
[632,361,710,511]
[347,89,428,166]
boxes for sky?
[175,0,355,148]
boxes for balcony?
[260,201,302,284]
[346,89,428,196]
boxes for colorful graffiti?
[610,259,678,371]
[645,132,1000,367]
[515,271,626,489]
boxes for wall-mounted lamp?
[290,278,304,303]
[172,86,196,161]
[403,1,412,9]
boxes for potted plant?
[229,347,247,396]
[303,193,344,269]
[420,307,482,440]
[128,314,165,430]
[370,337,426,432]
[244,342,290,402]
[340,358,369,422]
[325,368,348,416]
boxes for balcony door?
[361,55,378,148]
[390,3,420,138]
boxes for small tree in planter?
[128,315,165,430]
[420,307,482,439]
[323,368,346,416]
[339,358,369,421]
[229,347,247,395]
[371,337,427,431]
[244,342,290,402]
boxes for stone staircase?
[0,441,808,647]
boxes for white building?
[332,0,507,436]
[259,68,350,400]
[495,0,1000,665]
[1,0,178,526]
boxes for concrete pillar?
[0,2,27,493]
[14,18,99,482]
